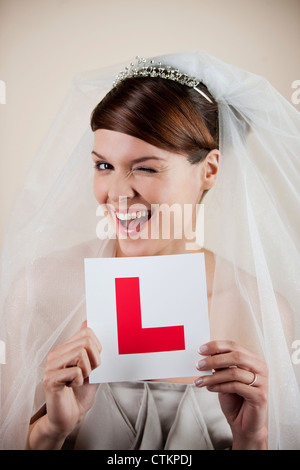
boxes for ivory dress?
[72,381,232,450]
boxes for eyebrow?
[91,151,165,164]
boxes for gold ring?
[248,372,257,386]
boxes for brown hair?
[90,77,218,164]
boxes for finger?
[199,340,257,358]
[47,337,101,373]
[49,326,102,361]
[198,341,267,376]
[46,346,92,380]
[44,366,85,392]
[195,367,259,388]
[205,380,268,406]
[197,351,266,376]
[64,325,102,354]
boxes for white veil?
[0,50,299,450]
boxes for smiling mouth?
[115,209,152,233]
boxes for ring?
[248,372,257,386]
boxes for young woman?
[1,51,299,450]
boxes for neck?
[115,236,203,258]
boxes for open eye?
[94,161,114,171]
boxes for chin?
[116,238,166,258]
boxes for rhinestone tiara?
[112,56,213,104]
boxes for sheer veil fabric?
[0,50,299,449]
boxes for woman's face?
[92,129,218,257]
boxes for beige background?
[0,0,299,248]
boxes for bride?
[1,51,299,450]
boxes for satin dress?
[71,381,232,450]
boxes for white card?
[84,253,210,383]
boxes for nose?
[107,171,136,203]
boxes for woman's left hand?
[195,340,268,449]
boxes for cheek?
[164,179,201,206]
[134,180,163,203]
[182,170,204,204]
[93,177,106,204]
[136,179,198,207]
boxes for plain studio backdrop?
[0,0,299,248]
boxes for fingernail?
[194,378,203,386]
[198,344,208,354]
[196,359,207,370]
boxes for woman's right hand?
[28,322,102,449]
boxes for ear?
[202,149,219,190]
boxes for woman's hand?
[28,322,102,449]
[195,340,268,450]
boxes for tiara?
[112,56,213,104]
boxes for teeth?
[116,210,148,221]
